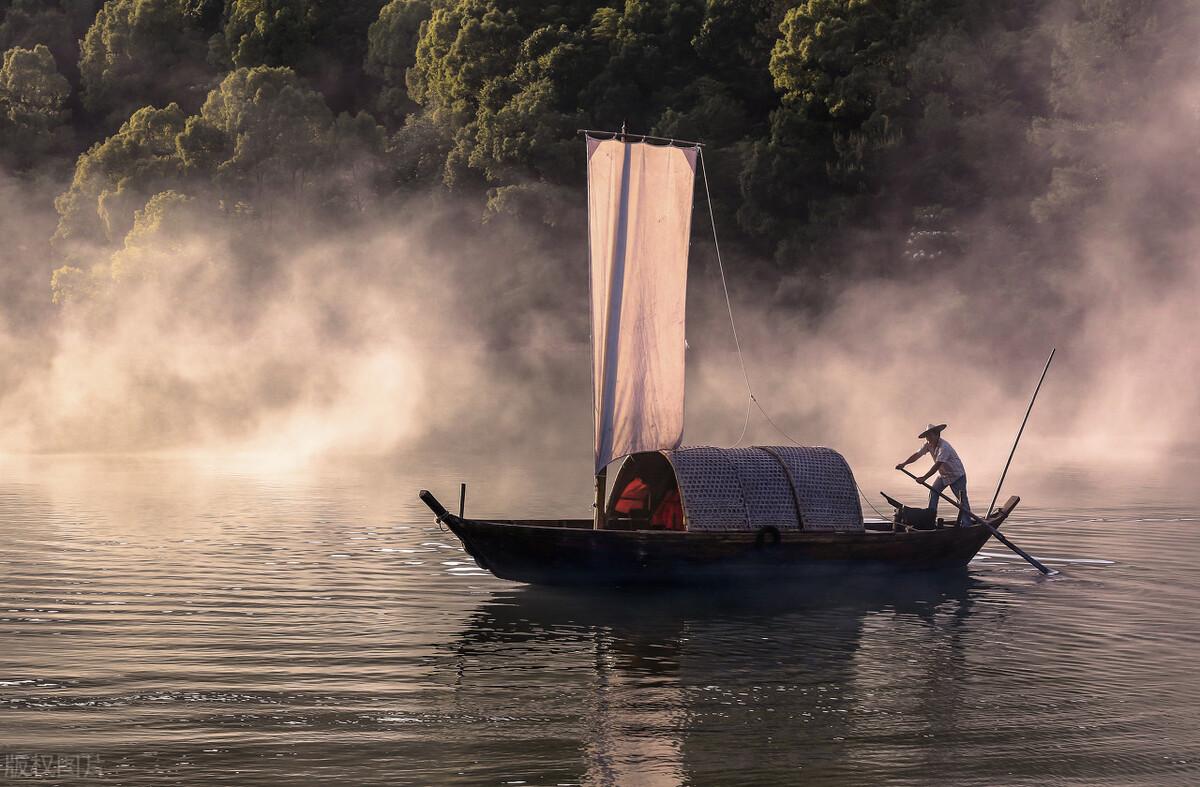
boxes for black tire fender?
[755,526,782,548]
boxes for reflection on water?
[0,454,1198,785]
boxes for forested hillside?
[0,0,1197,456]
[1,0,1190,302]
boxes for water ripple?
[0,456,1198,785]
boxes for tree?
[408,0,526,125]
[0,0,102,80]
[328,110,387,211]
[222,0,316,73]
[0,44,71,172]
[578,0,706,132]
[468,23,589,185]
[78,0,214,126]
[108,189,201,282]
[365,0,432,124]
[221,0,386,111]
[176,66,334,204]
[52,189,212,303]
[53,103,187,258]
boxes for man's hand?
[919,473,932,483]
[895,463,906,470]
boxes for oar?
[898,468,1058,576]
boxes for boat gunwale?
[447,515,994,542]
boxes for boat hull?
[441,517,995,586]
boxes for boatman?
[896,423,972,526]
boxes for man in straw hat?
[896,423,971,526]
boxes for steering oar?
[898,467,1057,576]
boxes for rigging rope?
[696,148,888,522]
[698,149,753,400]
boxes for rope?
[731,394,753,448]
[696,147,887,522]
[698,149,753,400]
[753,397,889,521]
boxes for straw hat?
[918,423,947,440]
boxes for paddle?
[898,467,1058,576]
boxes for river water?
[0,452,1197,785]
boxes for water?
[1,453,1198,785]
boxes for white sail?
[587,136,698,473]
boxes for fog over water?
[0,1,1197,513]
[2,5,1200,784]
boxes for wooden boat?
[420,131,1024,585]
[420,488,1019,586]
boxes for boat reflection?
[449,574,991,784]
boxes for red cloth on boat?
[652,490,683,531]
[613,477,650,514]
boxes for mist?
[1,0,1197,514]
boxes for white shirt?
[916,438,965,483]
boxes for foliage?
[79,0,214,126]
[108,189,201,282]
[222,0,315,72]
[0,0,1187,303]
[179,66,334,199]
[365,0,431,123]
[0,0,101,79]
[53,103,187,258]
[220,0,386,110]
[0,44,71,171]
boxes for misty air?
[0,0,1197,784]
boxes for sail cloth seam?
[698,149,886,521]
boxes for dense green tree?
[0,44,71,171]
[328,109,387,210]
[222,0,315,72]
[9,0,1187,309]
[108,189,201,282]
[180,0,224,34]
[78,0,214,125]
[177,66,334,202]
[579,0,705,131]
[690,0,787,125]
[221,0,386,111]
[54,63,361,269]
[53,103,187,257]
[0,0,102,79]
[52,189,207,302]
[408,0,523,125]
[365,0,431,124]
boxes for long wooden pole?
[987,348,1056,516]
[899,468,1057,576]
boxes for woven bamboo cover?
[665,446,863,532]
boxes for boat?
[419,131,1022,586]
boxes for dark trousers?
[930,474,970,525]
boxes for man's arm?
[896,446,929,470]
[919,462,944,482]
